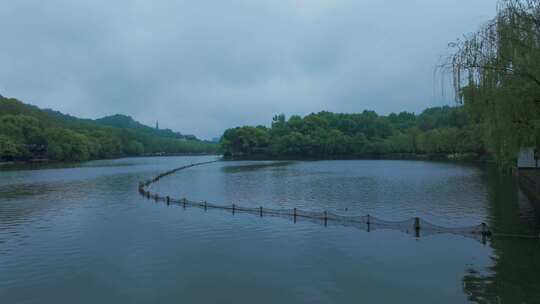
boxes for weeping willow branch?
[442,0,540,168]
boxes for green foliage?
[221,106,482,159]
[125,140,144,155]
[0,96,218,162]
[94,114,198,140]
[222,126,270,156]
[44,128,90,161]
[0,135,19,160]
[448,0,540,168]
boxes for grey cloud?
[0,0,497,138]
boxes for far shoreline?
[0,153,221,168]
[223,152,494,164]
[0,152,497,173]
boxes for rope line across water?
[138,161,539,242]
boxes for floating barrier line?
[138,161,540,242]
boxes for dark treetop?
[221,106,487,161]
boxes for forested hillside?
[0,95,217,162]
[94,114,197,141]
[221,106,487,160]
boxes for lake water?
[1,156,539,303]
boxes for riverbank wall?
[517,169,540,205]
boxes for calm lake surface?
[1,156,539,303]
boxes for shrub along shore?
[220,107,491,163]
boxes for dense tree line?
[221,106,486,159]
[448,0,540,169]
[0,96,218,162]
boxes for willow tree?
[448,0,540,168]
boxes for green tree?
[448,0,540,168]
[125,140,144,155]
[0,135,19,160]
[44,128,90,161]
[221,106,484,159]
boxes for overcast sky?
[0,0,497,139]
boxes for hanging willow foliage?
[447,0,540,169]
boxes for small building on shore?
[518,147,539,169]
[517,147,539,206]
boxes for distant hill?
[96,114,147,129]
[0,95,218,162]
[95,114,197,140]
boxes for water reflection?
[220,161,295,173]
[1,157,539,303]
[160,160,492,226]
[463,166,540,303]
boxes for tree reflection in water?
[463,167,540,303]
